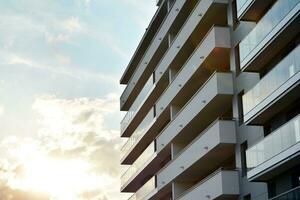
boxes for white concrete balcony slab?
[155,0,228,83]
[120,0,190,110]
[156,72,234,154]
[121,108,156,164]
[121,0,168,84]
[121,141,171,193]
[127,176,157,200]
[121,75,155,136]
[156,120,236,191]
[121,0,228,138]
[156,26,230,119]
[121,0,228,111]
[177,169,239,200]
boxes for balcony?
[242,45,300,124]
[121,107,155,164]
[121,140,170,193]
[176,169,239,200]
[156,0,163,7]
[156,120,236,192]
[121,75,155,136]
[156,26,230,118]
[239,0,300,71]
[155,0,228,84]
[121,0,228,137]
[246,115,300,181]
[121,72,169,138]
[269,187,300,200]
[156,72,234,154]
[120,0,167,84]
[121,0,194,110]
[121,142,156,192]
[127,176,157,200]
[236,0,275,21]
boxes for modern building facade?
[120,0,300,199]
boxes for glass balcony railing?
[242,45,300,115]
[246,115,300,170]
[128,176,156,200]
[121,142,156,187]
[239,0,300,67]
[269,186,300,200]
[236,0,250,13]
[121,74,155,134]
[121,107,155,160]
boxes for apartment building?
[120,0,300,199]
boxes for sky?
[0,0,157,200]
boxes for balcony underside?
[248,143,300,182]
[148,185,171,200]
[238,0,275,21]
[121,0,229,135]
[120,1,167,84]
[177,98,233,150]
[121,74,168,138]
[156,26,231,119]
[177,170,239,200]
[171,144,235,183]
[121,147,170,193]
[155,120,236,200]
[120,0,192,110]
[150,170,239,200]
[121,111,170,164]
[156,73,233,156]
[155,0,228,83]
[158,148,237,200]
[244,77,300,125]
[158,93,233,153]
[241,8,300,72]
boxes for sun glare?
[9,154,107,200]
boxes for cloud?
[0,105,4,116]
[0,94,126,200]
[0,185,49,200]
[46,33,71,44]
[4,54,118,83]
[84,29,131,60]
[62,17,82,33]
[32,93,119,137]
[81,0,92,9]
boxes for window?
[292,170,300,187]
[241,141,248,177]
[244,194,251,200]
[268,181,276,198]
[238,91,244,125]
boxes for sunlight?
[9,154,108,200]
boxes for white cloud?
[55,53,72,65]
[62,17,82,33]
[0,94,127,200]
[0,105,4,116]
[0,9,130,64]
[4,54,118,83]
[83,0,92,8]
[32,93,119,139]
[46,33,71,44]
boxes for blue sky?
[0,0,156,199]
